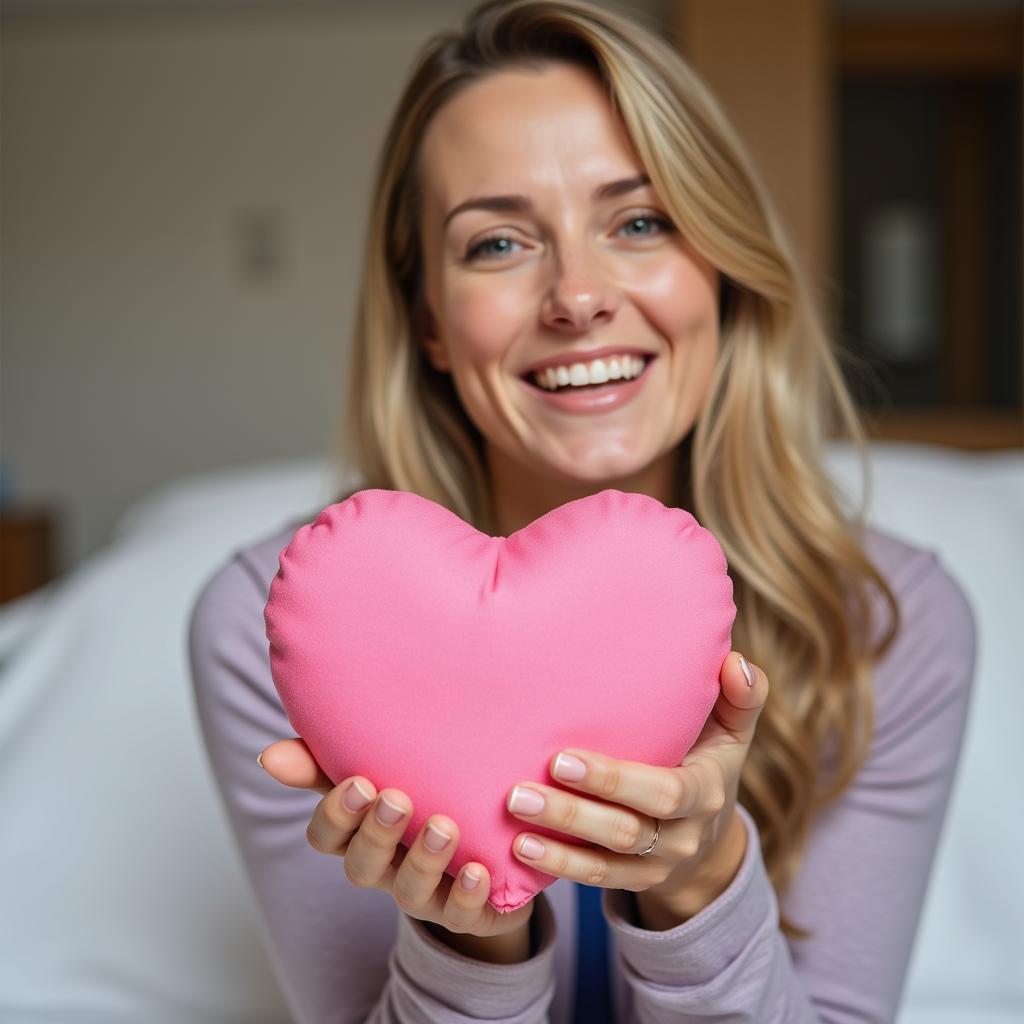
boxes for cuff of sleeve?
[394,891,557,1019]
[603,804,775,986]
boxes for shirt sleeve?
[601,550,978,1024]
[187,551,559,1024]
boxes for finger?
[258,738,335,795]
[306,776,379,856]
[506,782,656,855]
[442,861,494,930]
[672,755,728,818]
[442,864,535,937]
[546,747,692,821]
[510,828,659,892]
[707,652,769,743]
[391,814,461,915]
[343,788,413,891]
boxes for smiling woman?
[413,63,720,524]
[187,2,978,1023]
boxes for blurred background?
[1,0,1020,594]
[1,5,1022,1023]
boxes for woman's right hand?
[258,737,535,949]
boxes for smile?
[528,353,650,391]
[520,355,657,415]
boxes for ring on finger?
[636,817,660,856]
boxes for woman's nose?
[539,252,620,332]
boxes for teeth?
[532,354,648,391]
[569,363,592,386]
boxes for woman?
[188,1,977,1021]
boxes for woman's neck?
[486,441,692,537]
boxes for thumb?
[709,651,770,743]
[258,737,336,795]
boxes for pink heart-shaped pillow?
[264,488,735,912]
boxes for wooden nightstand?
[0,506,57,604]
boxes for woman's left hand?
[507,651,769,922]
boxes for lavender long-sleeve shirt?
[187,517,977,1024]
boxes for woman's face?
[416,60,720,518]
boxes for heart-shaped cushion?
[264,488,735,912]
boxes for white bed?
[0,442,1021,1023]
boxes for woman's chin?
[532,452,656,490]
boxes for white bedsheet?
[0,443,1020,1023]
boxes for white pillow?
[825,442,1024,1023]
[0,455,343,1023]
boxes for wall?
[0,1,674,572]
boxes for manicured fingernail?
[424,823,452,851]
[343,780,373,812]
[460,868,481,890]
[508,785,545,815]
[256,751,265,769]
[552,752,586,781]
[739,654,754,687]
[375,796,406,825]
[518,836,545,860]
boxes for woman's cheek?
[445,282,532,369]
[629,257,718,337]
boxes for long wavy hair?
[328,0,900,941]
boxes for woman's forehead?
[418,65,644,216]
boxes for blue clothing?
[573,883,613,1022]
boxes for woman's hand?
[504,651,768,927]
[257,739,535,951]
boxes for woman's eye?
[463,214,674,263]
[617,214,674,238]
[464,235,521,262]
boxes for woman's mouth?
[519,355,657,414]
[525,353,651,390]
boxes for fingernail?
[424,823,452,851]
[518,836,545,860]
[508,785,545,815]
[739,654,754,687]
[460,868,481,891]
[375,796,406,825]
[552,752,586,781]
[343,780,373,812]
[256,751,265,769]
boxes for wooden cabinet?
[674,0,1022,449]
[0,508,57,604]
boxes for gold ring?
[637,817,661,856]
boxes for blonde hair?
[331,0,900,940]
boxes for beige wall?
[0,0,668,572]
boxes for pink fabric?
[263,488,735,912]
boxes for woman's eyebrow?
[442,173,652,232]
